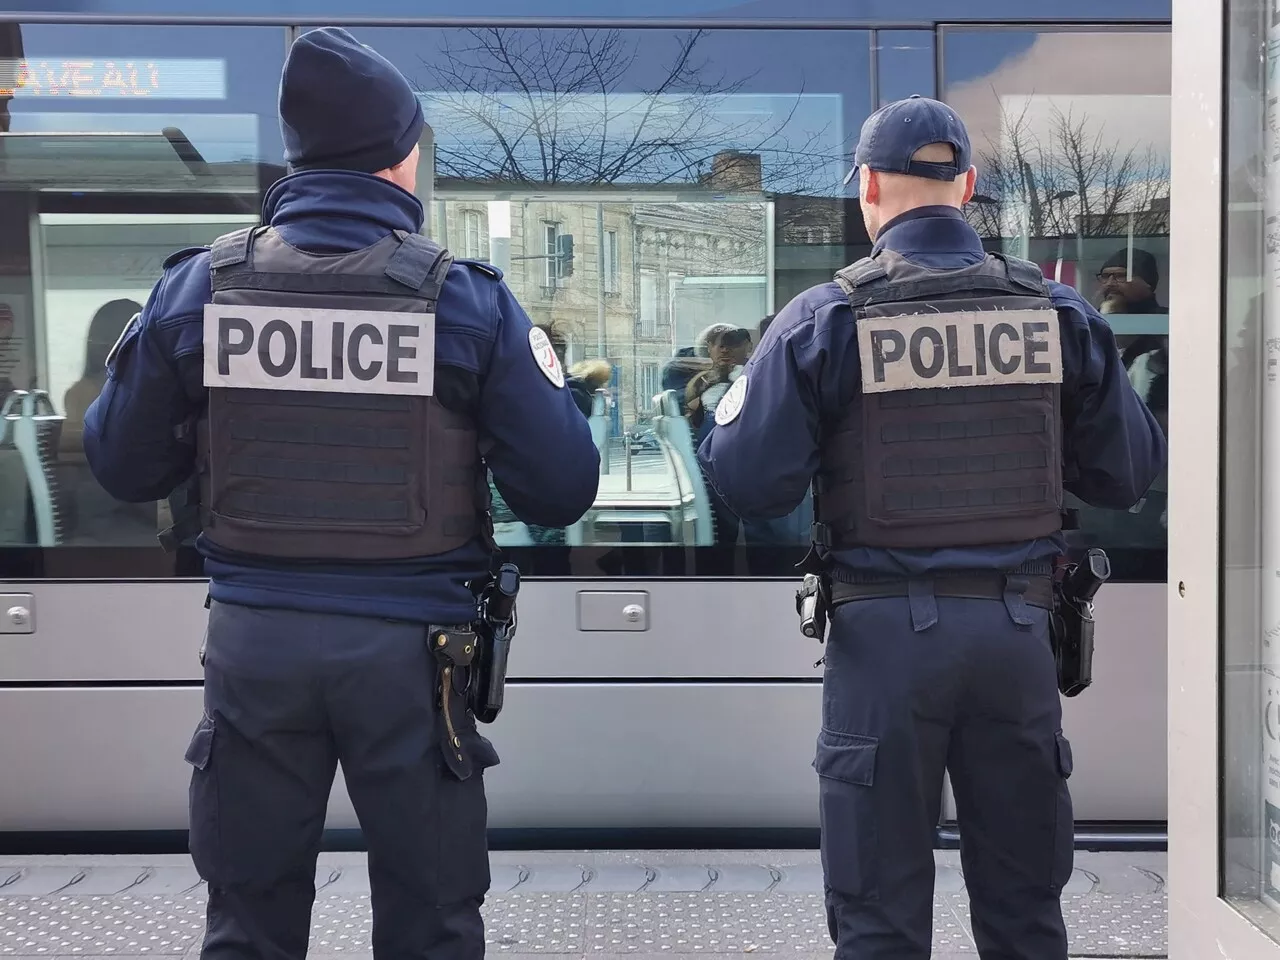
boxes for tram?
[0,0,1171,850]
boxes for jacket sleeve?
[478,281,601,528]
[1053,287,1168,509]
[83,251,209,503]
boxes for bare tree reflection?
[965,102,1170,240]
[418,28,834,194]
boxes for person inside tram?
[59,298,154,543]
[61,299,142,457]
[1096,247,1167,316]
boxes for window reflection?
[942,27,1172,558]
[0,23,281,552]
[0,20,1173,578]
[356,25,871,551]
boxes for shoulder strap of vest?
[833,256,889,298]
[385,230,454,302]
[989,251,1052,296]
[840,253,1052,310]
[209,226,260,271]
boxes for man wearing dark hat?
[82,27,600,960]
[1096,247,1167,317]
[698,95,1167,959]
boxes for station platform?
[1,848,1167,959]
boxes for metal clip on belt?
[829,573,1054,611]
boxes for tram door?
[1169,0,1280,956]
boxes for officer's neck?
[875,204,964,237]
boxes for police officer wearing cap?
[698,95,1166,960]
[83,27,600,960]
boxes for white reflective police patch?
[105,312,141,370]
[714,374,748,426]
[857,308,1062,394]
[529,327,565,388]
[202,303,435,396]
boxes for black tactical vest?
[196,225,487,562]
[814,249,1064,552]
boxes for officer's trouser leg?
[187,602,339,960]
[326,616,498,960]
[947,600,1071,960]
[818,597,964,960]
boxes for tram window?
[941,27,1172,572]
[0,23,282,552]
[356,26,872,561]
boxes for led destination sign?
[0,58,226,99]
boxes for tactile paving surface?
[0,851,1168,958]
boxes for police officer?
[83,28,600,960]
[697,96,1166,960]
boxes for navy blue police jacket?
[697,205,1168,577]
[83,169,601,623]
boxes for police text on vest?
[857,309,1062,394]
[203,304,435,396]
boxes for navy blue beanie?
[279,27,424,174]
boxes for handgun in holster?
[1050,547,1110,697]
[468,562,520,725]
[796,572,829,644]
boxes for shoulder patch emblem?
[715,374,748,426]
[529,327,565,388]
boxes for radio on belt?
[202,303,436,396]
[857,308,1063,393]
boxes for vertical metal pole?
[597,202,607,359]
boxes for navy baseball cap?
[844,95,971,186]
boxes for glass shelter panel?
[940,26,1172,579]
[1220,0,1280,941]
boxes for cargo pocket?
[184,713,221,883]
[814,728,879,899]
[1049,731,1075,892]
[436,729,501,904]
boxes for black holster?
[467,562,520,725]
[1049,547,1111,697]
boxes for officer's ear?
[960,166,977,205]
[860,165,878,205]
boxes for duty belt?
[828,572,1054,611]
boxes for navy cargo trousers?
[184,600,499,960]
[817,585,1073,960]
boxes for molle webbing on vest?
[198,225,486,562]
[815,249,1065,551]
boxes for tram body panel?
[0,580,1165,831]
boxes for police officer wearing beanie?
[84,28,600,960]
[698,96,1166,959]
